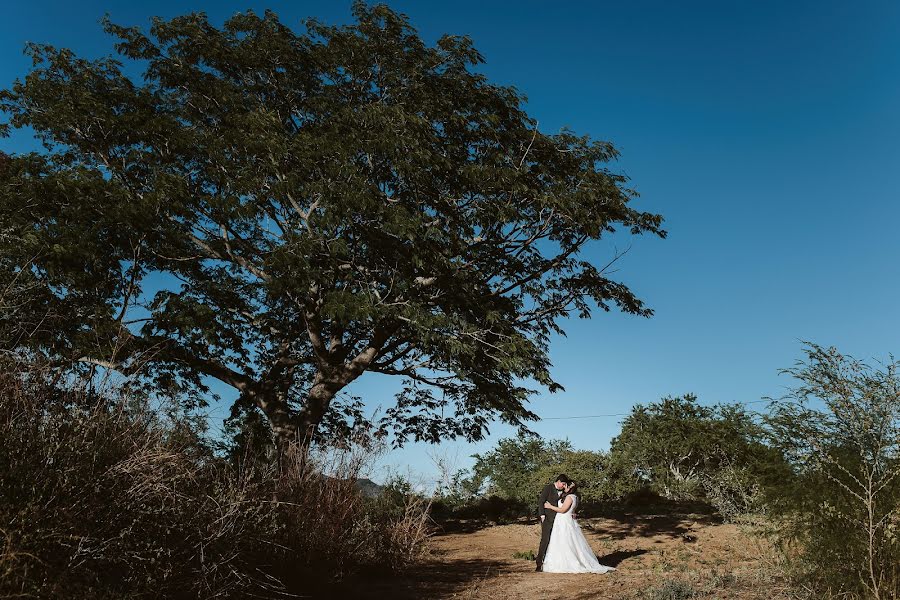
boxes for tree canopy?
[609,394,765,498]
[0,3,665,447]
[461,435,612,504]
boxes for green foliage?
[434,494,530,523]
[763,343,900,599]
[609,394,769,504]
[699,462,762,523]
[464,436,570,503]
[366,474,416,521]
[462,435,613,505]
[0,3,665,447]
[555,448,612,500]
[221,404,276,466]
[512,550,536,560]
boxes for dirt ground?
[340,512,790,599]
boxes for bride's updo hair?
[565,481,579,498]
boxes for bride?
[541,481,616,574]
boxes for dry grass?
[0,357,431,599]
[334,514,793,600]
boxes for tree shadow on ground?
[328,557,513,599]
[567,589,628,600]
[582,512,721,540]
[597,548,648,567]
[577,496,716,519]
[431,516,532,536]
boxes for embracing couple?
[535,474,616,574]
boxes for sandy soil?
[339,512,790,600]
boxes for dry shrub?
[266,444,432,586]
[0,362,277,598]
[358,475,432,570]
[0,358,431,598]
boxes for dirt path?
[343,513,788,599]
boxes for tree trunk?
[247,373,343,458]
[294,374,342,445]
[241,384,301,469]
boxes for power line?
[538,399,773,421]
[542,413,627,420]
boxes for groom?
[535,474,570,572]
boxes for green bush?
[764,344,900,599]
[609,394,769,502]
[455,435,616,510]
[700,462,762,523]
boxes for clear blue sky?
[3,1,899,486]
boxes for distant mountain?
[355,478,384,498]
[319,475,385,498]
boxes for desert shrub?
[0,358,431,598]
[641,579,698,600]
[359,475,432,571]
[368,474,418,519]
[430,491,529,523]
[700,461,762,523]
[764,344,900,599]
[263,447,431,585]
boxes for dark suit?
[535,483,562,569]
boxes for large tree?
[0,4,665,447]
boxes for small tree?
[465,436,570,504]
[765,343,900,599]
[464,435,611,504]
[0,3,665,449]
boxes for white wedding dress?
[542,495,616,574]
